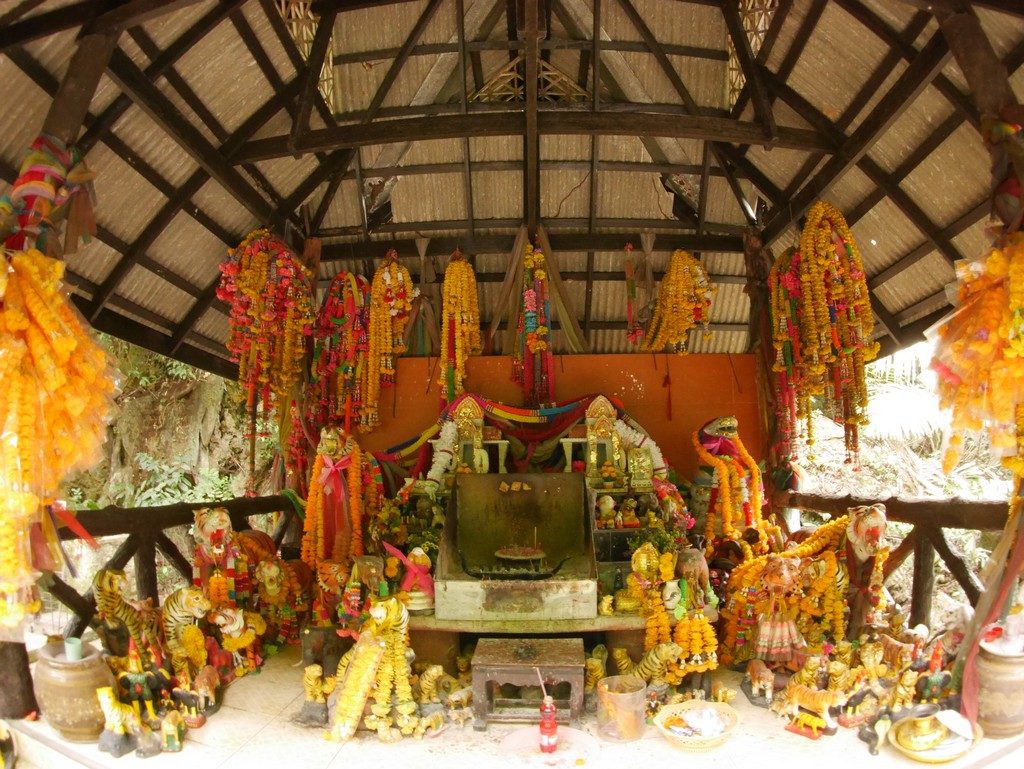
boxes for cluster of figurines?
[88,506,315,757]
[591,415,970,750]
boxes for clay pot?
[33,642,115,742]
[976,644,1024,738]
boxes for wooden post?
[910,531,936,629]
[41,30,120,145]
[134,527,159,607]
[523,0,540,236]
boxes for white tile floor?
[12,642,1024,769]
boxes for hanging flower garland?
[1,249,116,627]
[770,202,877,462]
[513,242,554,405]
[641,249,715,353]
[438,251,480,404]
[217,228,314,431]
[363,251,417,430]
[311,271,371,432]
[932,233,1024,474]
[301,433,366,569]
[624,243,645,346]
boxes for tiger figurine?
[302,663,337,704]
[770,683,848,730]
[162,585,212,678]
[312,560,349,625]
[612,642,682,684]
[417,664,446,704]
[413,710,446,739]
[97,686,141,737]
[93,569,162,657]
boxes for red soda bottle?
[539,695,558,753]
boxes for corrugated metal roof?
[1,0,1019,371]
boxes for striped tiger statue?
[611,642,682,684]
[93,569,162,655]
[96,686,141,737]
[162,585,212,677]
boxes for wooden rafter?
[87,0,208,32]
[456,0,475,237]
[290,8,338,150]
[77,1,244,154]
[616,0,756,225]
[233,111,831,162]
[730,0,791,118]
[0,0,117,51]
[317,216,746,237]
[85,80,301,320]
[761,31,951,243]
[721,0,776,138]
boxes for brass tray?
[887,717,983,764]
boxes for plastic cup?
[596,675,647,742]
[63,637,83,661]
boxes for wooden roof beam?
[106,48,286,232]
[85,79,301,320]
[233,111,831,162]
[290,8,338,152]
[759,65,965,270]
[78,1,245,154]
[761,31,951,243]
[730,0,792,119]
[310,0,423,11]
[524,0,540,235]
[615,0,756,224]
[319,231,745,260]
[0,1,119,51]
[721,0,776,140]
[87,0,208,32]
[317,217,745,237]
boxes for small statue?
[382,543,434,615]
[253,557,312,645]
[753,555,806,664]
[596,495,617,529]
[312,559,349,625]
[456,653,473,688]
[115,640,162,725]
[743,658,775,706]
[209,608,266,675]
[890,668,920,713]
[296,663,337,726]
[161,585,212,680]
[844,504,888,636]
[598,595,615,616]
[675,546,712,611]
[192,507,247,608]
[160,710,185,752]
[661,579,681,612]
[611,643,682,685]
[619,498,641,528]
[97,686,143,758]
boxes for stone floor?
[10,641,1024,769]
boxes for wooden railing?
[776,492,1005,628]
[48,495,297,638]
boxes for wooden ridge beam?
[346,158,751,179]
[106,48,284,230]
[0,0,119,52]
[488,318,747,333]
[233,111,832,163]
[524,0,540,234]
[320,231,746,260]
[317,216,745,236]
[761,31,951,243]
[78,1,244,154]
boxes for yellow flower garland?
[438,252,480,403]
[641,250,716,353]
[1,249,115,627]
[692,430,765,553]
[364,252,415,430]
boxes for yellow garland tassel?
[641,249,716,353]
[1,249,116,628]
[438,251,480,403]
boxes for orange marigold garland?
[218,228,314,439]
[932,233,1024,474]
[641,249,715,353]
[439,251,480,404]
[1,249,116,627]
[364,251,416,430]
[301,432,366,569]
[513,242,554,405]
[770,202,877,462]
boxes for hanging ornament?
[624,243,645,346]
[217,228,314,451]
[1,249,116,627]
[438,250,480,404]
[363,250,417,430]
[640,249,715,353]
[513,242,555,405]
[769,202,877,462]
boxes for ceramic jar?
[976,644,1024,738]
[33,641,115,741]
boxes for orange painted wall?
[359,354,765,478]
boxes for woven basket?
[654,701,740,752]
